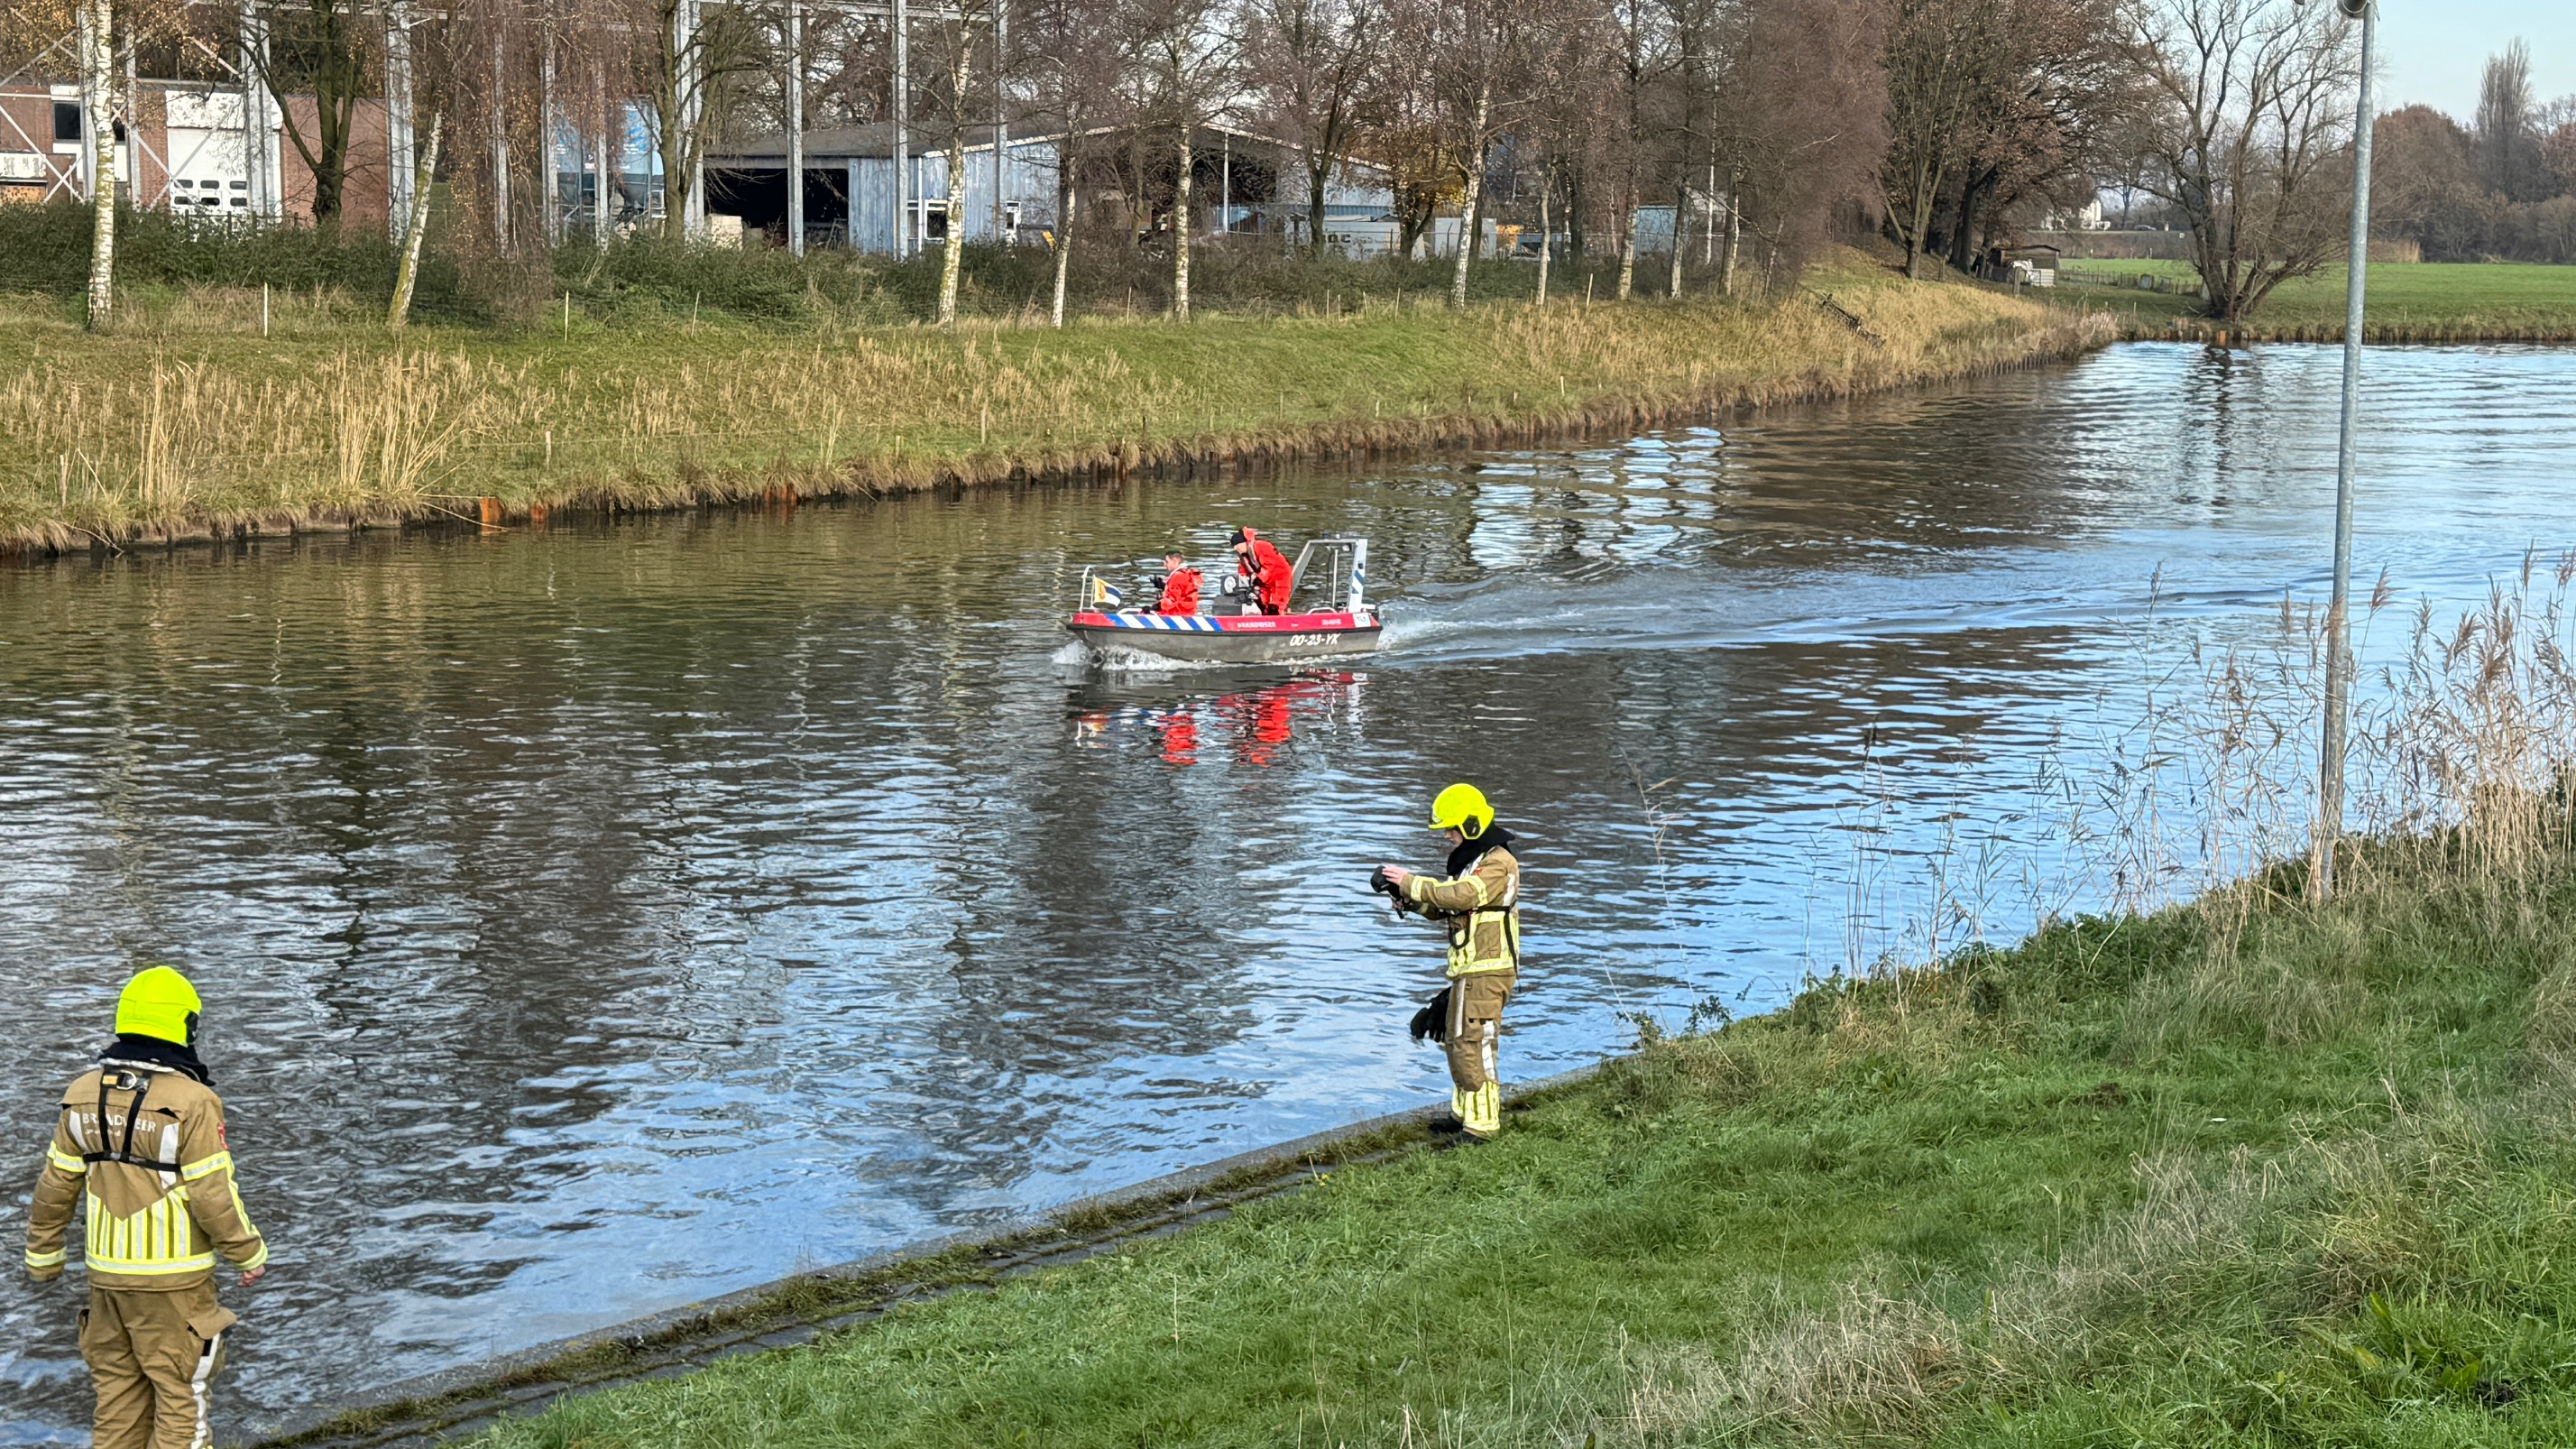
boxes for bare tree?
[2370,103,2487,260]
[389,111,446,324]
[1023,0,1118,324]
[387,0,455,324]
[1712,0,1885,292]
[1247,0,1383,255]
[1941,0,2132,273]
[643,0,760,241]
[1412,0,1537,306]
[51,0,195,325]
[1881,0,1997,278]
[918,0,994,324]
[1513,0,1609,301]
[2475,39,2544,203]
[1606,0,1657,298]
[2122,0,2360,320]
[1120,0,1234,319]
[78,0,116,326]
[244,0,376,225]
[1363,36,1453,258]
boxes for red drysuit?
[1239,537,1293,614]
[1155,567,1203,614]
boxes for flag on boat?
[1088,577,1124,607]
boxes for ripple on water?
[2,345,2575,1432]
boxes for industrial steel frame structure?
[4,0,1012,257]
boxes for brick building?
[1,76,392,231]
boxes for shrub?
[0,199,474,316]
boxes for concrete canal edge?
[252,1058,1616,1449]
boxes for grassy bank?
[2058,258,2576,342]
[454,844,2576,1446]
[442,585,2576,1447]
[0,255,2108,554]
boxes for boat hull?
[1066,610,1384,663]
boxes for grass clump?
[456,621,2576,1444]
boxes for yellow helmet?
[115,965,203,1047]
[1427,783,1494,838]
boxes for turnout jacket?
[25,1058,267,1290]
[1401,837,1523,978]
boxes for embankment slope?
[2,263,2110,554]
[451,844,2576,1447]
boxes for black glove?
[1409,986,1452,1045]
[1369,866,1399,899]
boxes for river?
[2,341,2571,1439]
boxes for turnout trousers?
[79,1282,235,1449]
[1444,970,1515,1138]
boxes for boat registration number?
[1285,633,1333,647]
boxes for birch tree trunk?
[1051,151,1074,328]
[81,0,116,330]
[389,110,445,330]
[386,0,416,245]
[541,27,559,244]
[1615,0,1639,302]
[1171,125,1191,320]
[1305,146,1329,258]
[1668,174,1685,299]
[937,141,968,325]
[1533,171,1550,305]
[490,36,511,253]
[1721,180,1740,296]
[1447,86,1487,310]
[1615,195,1636,301]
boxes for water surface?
[1,342,2571,1437]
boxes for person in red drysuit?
[1231,529,1293,614]
[1154,554,1202,614]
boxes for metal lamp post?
[2314,0,2376,897]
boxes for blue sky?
[2379,3,2574,119]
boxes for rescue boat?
[1066,538,1385,664]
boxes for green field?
[457,830,2576,1448]
[2056,258,2576,339]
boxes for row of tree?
[2376,41,2576,264]
[6,0,2399,330]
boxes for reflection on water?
[3,343,2574,1439]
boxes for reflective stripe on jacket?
[1403,844,1522,978]
[24,1063,266,1289]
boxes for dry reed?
[0,263,2111,555]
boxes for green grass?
[2055,258,2576,339]
[0,253,2108,551]
[455,838,2576,1447]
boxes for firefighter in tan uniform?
[23,966,269,1449]
[1379,783,1523,1139]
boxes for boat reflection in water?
[1073,671,1366,770]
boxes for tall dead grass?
[0,271,2111,553]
